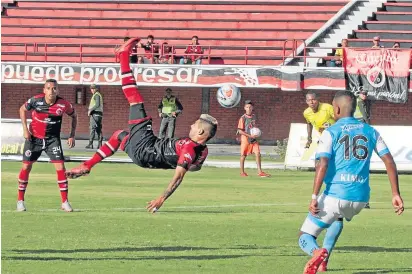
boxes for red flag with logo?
[344,48,411,103]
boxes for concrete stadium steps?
[346,2,412,52]
[2,17,325,30]
[2,26,312,40]
[5,8,334,21]
[384,2,412,12]
[354,30,412,41]
[375,11,412,21]
[1,35,291,47]
[364,21,412,31]
[16,1,345,12]
[2,1,348,64]
[347,39,412,48]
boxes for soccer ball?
[250,127,261,138]
[216,84,241,108]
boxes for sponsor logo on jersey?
[57,104,66,107]
[184,153,193,161]
[56,108,63,115]
[340,124,363,132]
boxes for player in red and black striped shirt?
[17,79,77,212]
[66,38,218,213]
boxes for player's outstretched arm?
[19,104,31,140]
[146,166,187,213]
[380,153,404,215]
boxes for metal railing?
[6,41,409,66]
[3,42,298,65]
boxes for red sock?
[119,49,144,104]
[57,169,68,203]
[84,130,128,168]
[17,168,30,201]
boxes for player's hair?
[147,34,154,39]
[45,79,58,85]
[244,100,253,106]
[305,91,318,99]
[124,36,131,42]
[199,114,218,141]
[192,35,199,40]
[334,90,356,116]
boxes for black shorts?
[22,136,64,163]
[124,104,157,167]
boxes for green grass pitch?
[1,161,411,274]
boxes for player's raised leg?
[116,37,144,106]
[66,130,129,179]
[67,38,143,179]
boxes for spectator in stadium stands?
[143,35,159,64]
[330,39,348,67]
[180,36,203,65]
[372,36,384,48]
[135,40,147,64]
[158,42,176,64]
[158,88,183,138]
[123,37,138,64]
[392,42,400,49]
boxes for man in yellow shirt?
[330,38,347,67]
[303,91,335,148]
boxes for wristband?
[311,194,318,200]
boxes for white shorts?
[300,194,367,237]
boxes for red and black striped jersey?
[152,137,208,170]
[25,94,75,139]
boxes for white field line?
[1,202,386,213]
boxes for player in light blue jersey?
[298,91,404,274]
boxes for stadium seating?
[349,2,412,48]
[1,1,348,65]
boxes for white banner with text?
[285,123,412,172]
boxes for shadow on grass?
[336,246,412,253]
[3,254,269,261]
[10,246,218,254]
[351,268,412,274]
[10,245,286,254]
